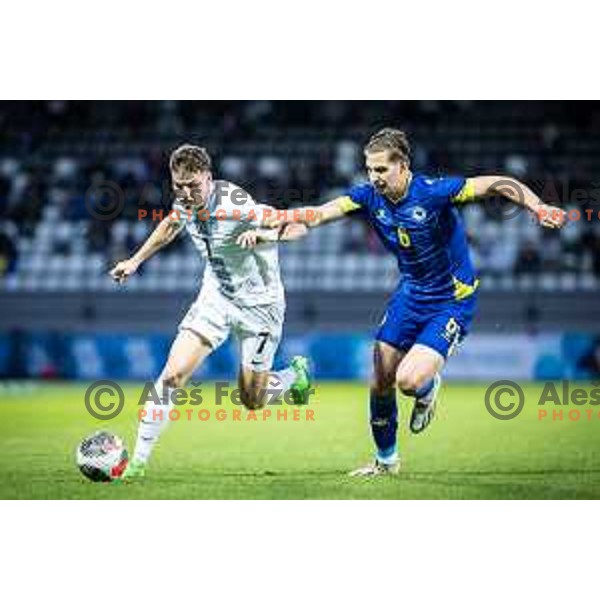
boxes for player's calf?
[409,374,442,434]
[238,370,269,410]
[161,370,187,390]
[371,373,397,398]
[397,369,442,435]
[395,344,444,434]
[124,329,213,479]
[357,341,405,474]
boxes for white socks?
[132,379,174,464]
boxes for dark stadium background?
[1,100,599,383]
[1,100,600,500]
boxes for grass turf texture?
[0,381,599,499]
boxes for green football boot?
[289,355,312,405]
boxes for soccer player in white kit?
[109,144,311,479]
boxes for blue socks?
[370,390,398,463]
[369,379,434,462]
[414,377,434,400]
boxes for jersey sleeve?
[451,178,476,204]
[337,183,372,214]
[426,176,474,206]
[237,199,280,230]
[219,183,265,227]
[248,203,277,228]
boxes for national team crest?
[411,206,427,222]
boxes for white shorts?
[178,288,285,372]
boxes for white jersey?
[173,180,284,307]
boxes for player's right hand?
[109,258,139,284]
[535,203,567,229]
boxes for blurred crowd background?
[2,100,600,292]
[1,101,599,381]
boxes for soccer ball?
[76,431,129,482]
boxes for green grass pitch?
[1,381,599,499]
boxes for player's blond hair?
[169,144,212,176]
[364,128,411,164]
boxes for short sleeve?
[222,183,256,215]
[421,175,470,207]
[433,176,467,199]
[338,183,373,213]
[235,198,277,230]
[451,179,476,204]
[348,183,373,206]
[244,202,274,228]
[217,183,265,227]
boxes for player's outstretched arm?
[236,223,308,249]
[264,197,353,229]
[109,218,182,283]
[465,176,567,229]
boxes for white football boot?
[349,458,400,477]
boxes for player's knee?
[372,368,396,396]
[396,369,429,395]
[240,388,265,411]
[371,379,395,397]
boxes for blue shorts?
[376,291,478,359]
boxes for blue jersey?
[342,174,478,302]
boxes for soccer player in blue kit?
[268,128,566,476]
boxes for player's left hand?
[236,231,259,249]
[263,213,285,228]
[534,203,567,229]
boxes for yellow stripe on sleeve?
[337,196,361,213]
[452,276,480,300]
[452,179,476,204]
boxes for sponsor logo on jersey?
[375,209,393,226]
